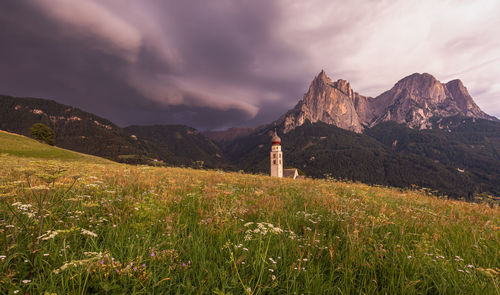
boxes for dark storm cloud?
[0,0,304,129]
[1,1,499,130]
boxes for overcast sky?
[1,0,499,130]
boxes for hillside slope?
[0,95,226,167]
[124,125,229,168]
[0,95,155,163]
[0,153,498,293]
[0,130,110,163]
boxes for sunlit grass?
[0,154,498,294]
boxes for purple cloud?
[0,0,499,130]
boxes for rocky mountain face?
[368,73,497,129]
[280,71,497,133]
[280,71,365,133]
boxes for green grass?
[0,147,498,294]
[0,131,110,163]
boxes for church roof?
[283,168,298,179]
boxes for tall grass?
[0,154,499,294]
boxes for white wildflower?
[81,228,98,237]
[22,279,31,284]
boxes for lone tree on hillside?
[30,123,55,145]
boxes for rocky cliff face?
[280,70,364,133]
[368,73,497,129]
[280,71,497,133]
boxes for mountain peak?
[279,70,498,134]
[313,70,332,85]
[281,71,364,133]
[445,79,465,90]
[395,72,439,88]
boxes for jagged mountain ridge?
[280,71,498,133]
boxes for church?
[270,129,299,179]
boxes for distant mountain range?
[1,71,499,199]
[279,71,497,133]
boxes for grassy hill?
[0,147,498,293]
[0,130,110,163]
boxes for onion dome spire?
[271,128,281,145]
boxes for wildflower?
[407,256,412,259]
[467,264,474,268]
[244,222,254,227]
[271,275,276,280]
[81,228,98,238]
[43,253,50,257]
[269,269,274,272]
[13,291,19,294]
[22,279,31,284]
[151,252,155,257]
[6,225,14,228]
[243,248,248,251]
[134,267,138,271]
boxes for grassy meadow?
[0,133,499,294]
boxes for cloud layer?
[1,0,499,129]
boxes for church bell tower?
[270,129,283,177]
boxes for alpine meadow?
[2,1,500,294]
[0,132,498,294]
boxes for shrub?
[30,123,55,145]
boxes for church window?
[279,154,282,158]
[279,160,281,164]
[273,154,276,158]
[273,160,276,164]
